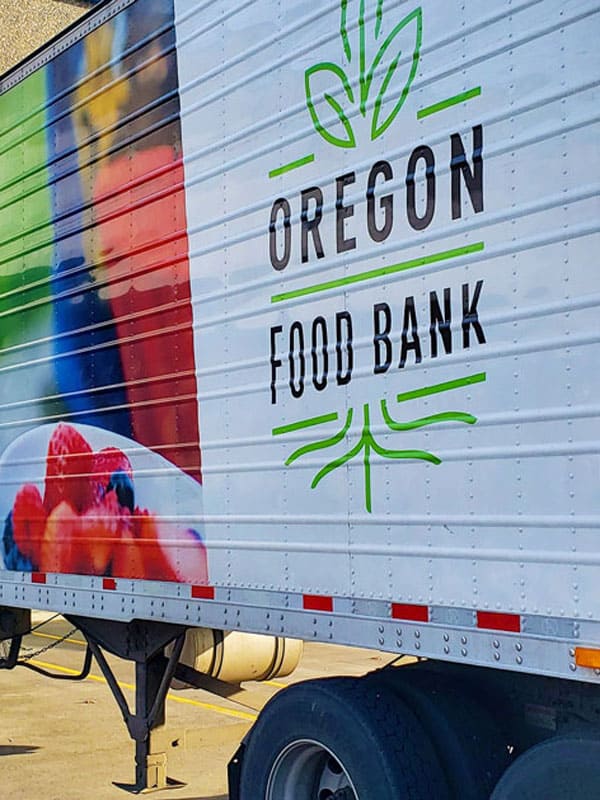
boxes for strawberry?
[11,484,47,566]
[38,500,82,574]
[43,423,95,513]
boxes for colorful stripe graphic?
[0,0,207,585]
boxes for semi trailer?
[0,0,599,796]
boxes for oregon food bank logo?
[305,2,422,148]
[268,1,487,512]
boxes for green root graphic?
[274,373,486,512]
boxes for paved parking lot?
[0,615,395,799]
[0,0,87,75]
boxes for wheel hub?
[266,739,359,800]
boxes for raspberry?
[80,491,130,575]
[112,511,207,583]
[91,447,133,505]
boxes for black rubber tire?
[490,734,600,799]
[370,667,511,800]
[238,675,451,800]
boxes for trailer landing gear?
[67,616,187,793]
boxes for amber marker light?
[574,648,600,669]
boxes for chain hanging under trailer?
[0,611,93,681]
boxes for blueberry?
[107,471,135,512]
[186,528,205,545]
[2,512,34,572]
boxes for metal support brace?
[0,607,30,669]
[0,634,22,669]
[81,623,186,793]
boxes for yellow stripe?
[32,631,87,646]
[163,692,257,719]
[29,659,258,722]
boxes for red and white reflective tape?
[23,573,569,641]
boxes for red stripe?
[32,573,46,584]
[477,610,521,633]
[303,594,333,612]
[191,585,215,600]
[102,578,116,591]
[391,603,429,622]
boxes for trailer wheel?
[238,676,450,800]
[490,734,600,799]
[371,667,511,799]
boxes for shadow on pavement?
[0,744,41,756]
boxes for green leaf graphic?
[339,0,374,116]
[370,7,422,140]
[305,62,356,148]
[375,0,384,39]
[340,0,352,61]
[359,0,368,115]
[305,2,422,147]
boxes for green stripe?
[0,68,53,345]
[271,242,484,303]
[269,154,315,179]
[272,412,339,436]
[396,372,487,404]
[417,87,481,120]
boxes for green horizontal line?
[417,86,481,120]
[396,372,487,404]
[272,412,339,436]
[269,154,315,179]
[271,241,485,304]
